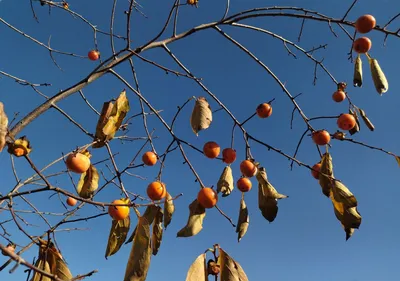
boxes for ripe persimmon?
[312,130,331,146]
[108,199,130,220]
[222,148,236,164]
[240,160,257,177]
[337,114,356,131]
[355,15,376,34]
[353,37,372,53]
[237,177,252,192]
[147,181,167,201]
[88,50,100,61]
[311,163,321,180]
[256,103,273,118]
[197,187,218,209]
[66,197,77,207]
[332,90,346,103]
[66,152,91,174]
[13,147,26,157]
[142,151,157,166]
[203,141,220,159]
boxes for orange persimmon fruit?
[355,15,376,34]
[311,163,321,179]
[240,160,258,177]
[108,199,130,220]
[66,197,77,207]
[147,181,167,201]
[88,50,100,61]
[197,187,218,209]
[353,37,372,53]
[312,130,331,146]
[142,151,158,166]
[203,141,220,159]
[332,90,346,103]
[256,103,273,118]
[222,148,237,164]
[237,177,252,192]
[337,114,357,131]
[66,152,91,174]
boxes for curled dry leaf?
[185,253,208,281]
[0,102,8,152]
[164,192,175,230]
[217,166,234,197]
[256,167,287,223]
[331,180,357,208]
[126,205,159,244]
[31,239,73,281]
[190,96,212,136]
[93,90,130,148]
[152,207,163,256]
[218,247,249,281]
[177,199,206,238]
[353,54,363,87]
[124,217,152,281]
[236,196,249,242]
[348,108,360,135]
[76,164,99,199]
[369,57,389,95]
[395,156,400,167]
[105,216,131,259]
[318,152,334,197]
[358,108,375,131]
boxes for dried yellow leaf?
[369,58,389,95]
[319,153,334,197]
[126,205,159,244]
[218,247,249,281]
[217,166,234,197]
[124,217,152,281]
[348,108,360,135]
[105,216,130,258]
[190,97,212,136]
[152,207,163,256]
[353,54,363,87]
[331,180,357,208]
[0,102,8,152]
[185,253,208,281]
[236,196,249,242]
[177,199,206,238]
[395,156,400,167]
[358,108,375,131]
[164,192,175,229]
[76,164,99,199]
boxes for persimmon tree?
[0,0,399,280]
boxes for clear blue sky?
[1,0,400,280]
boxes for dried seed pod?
[353,54,363,87]
[369,57,388,95]
[217,166,234,197]
[190,97,212,136]
[358,108,375,131]
[7,136,32,157]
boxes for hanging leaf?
[358,108,375,131]
[256,167,287,223]
[93,90,130,148]
[318,153,334,197]
[177,199,206,238]
[185,253,208,281]
[105,216,130,259]
[123,217,152,281]
[218,247,249,281]
[331,180,357,208]
[348,108,360,135]
[76,164,99,199]
[369,57,389,95]
[236,196,249,242]
[126,205,158,244]
[353,54,363,87]
[164,192,175,230]
[7,136,32,157]
[0,102,8,152]
[152,207,163,256]
[31,259,52,281]
[395,156,400,167]
[217,166,234,197]
[190,97,212,136]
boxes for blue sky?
[1,0,400,280]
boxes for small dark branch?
[105,141,129,199]
[283,42,297,58]
[215,205,235,227]
[290,129,310,170]
[110,0,118,57]
[240,112,257,126]
[173,0,180,37]
[48,36,63,70]
[305,44,327,54]
[336,138,395,156]
[0,70,51,87]
[298,13,307,42]
[59,213,108,226]
[383,12,400,29]
[79,90,100,115]
[347,29,357,61]
[30,0,39,22]
[8,204,34,241]
[342,0,359,21]
[328,20,338,37]
[309,115,340,121]
[10,155,20,183]
[51,104,94,137]
[222,0,230,20]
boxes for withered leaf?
[105,216,130,258]
[126,205,159,244]
[256,167,287,223]
[152,207,163,256]
[164,192,175,230]
[236,196,249,242]
[342,207,362,230]
[93,90,130,148]
[7,136,32,157]
[358,108,375,131]
[124,217,152,281]
[331,180,357,208]
[76,164,99,199]
[177,199,206,238]
[369,58,389,95]
[217,166,234,197]
[319,152,334,197]
[349,108,360,135]
[395,156,400,167]
[0,102,8,152]
[185,253,208,281]
[31,259,52,281]
[190,97,212,136]
[218,247,249,281]
[353,54,363,87]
